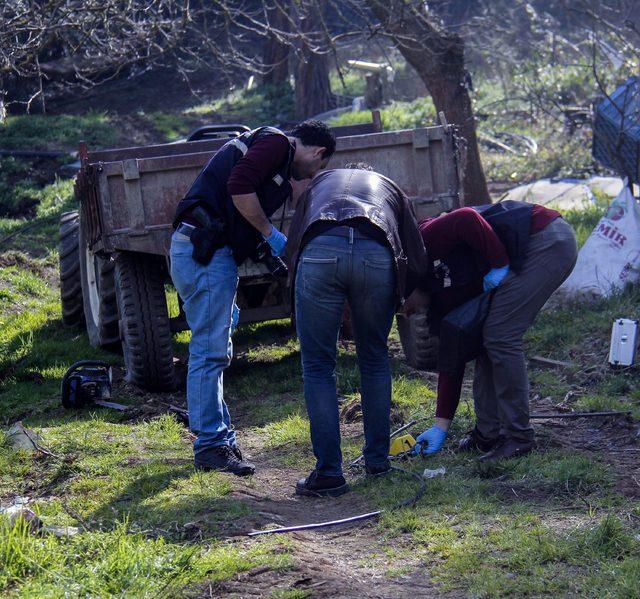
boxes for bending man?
[406,201,577,461]
[287,164,428,496]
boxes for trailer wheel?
[114,252,175,391]
[396,312,439,370]
[59,211,84,327]
[79,218,120,348]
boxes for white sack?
[559,184,640,298]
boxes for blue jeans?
[295,232,397,476]
[170,231,240,454]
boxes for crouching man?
[406,201,578,461]
[286,164,428,496]
[171,120,335,475]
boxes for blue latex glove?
[483,265,509,292]
[412,425,448,456]
[263,224,287,257]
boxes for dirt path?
[199,427,451,598]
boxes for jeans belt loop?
[349,227,354,245]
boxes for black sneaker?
[478,438,535,462]
[194,445,255,476]
[231,444,244,461]
[458,427,501,453]
[295,470,349,497]
[365,460,392,476]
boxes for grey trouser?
[473,218,578,442]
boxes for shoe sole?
[195,464,255,476]
[365,469,392,477]
[295,483,349,497]
[477,446,534,462]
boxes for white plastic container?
[608,318,639,367]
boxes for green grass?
[525,282,640,418]
[2,94,640,595]
[187,83,295,128]
[0,112,119,151]
[1,517,292,596]
[330,97,436,130]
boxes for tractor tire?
[79,217,120,348]
[396,312,439,370]
[114,251,175,391]
[59,211,84,327]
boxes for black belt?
[323,225,373,240]
[176,222,197,239]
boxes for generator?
[61,360,113,409]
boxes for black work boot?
[458,427,501,453]
[194,444,255,476]
[295,470,349,497]
[365,460,392,476]
[478,438,535,462]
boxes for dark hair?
[345,162,373,171]
[290,119,336,159]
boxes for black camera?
[254,240,288,278]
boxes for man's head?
[290,120,336,180]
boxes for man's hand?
[263,224,287,257]
[403,289,430,316]
[411,424,448,456]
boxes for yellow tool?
[389,433,416,456]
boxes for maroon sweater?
[419,205,560,420]
[227,134,291,195]
[181,134,291,226]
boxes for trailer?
[59,116,462,390]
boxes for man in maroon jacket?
[405,203,578,461]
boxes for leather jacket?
[286,168,428,302]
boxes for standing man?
[171,121,336,475]
[286,164,428,496]
[405,201,578,461]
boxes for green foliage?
[189,83,295,127]
[330,69,367,96]
[480,125,595,183]
[560,191,609,247]
[330,97,436,130]
[0,157,37,218]
[140,110,200,142]
[0,112,118,151]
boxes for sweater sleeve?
[435,370,465,420]
[227,134,291,195]
[420,207,509,268]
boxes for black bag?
[474,200,533,272]
[438,290,493,375]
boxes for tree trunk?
[367,0,490,206]
[263,3,290,87]
[293,4,334,120]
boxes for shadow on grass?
[0,317,121,422]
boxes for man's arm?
[227,134,291,236]
[420,207,509,268]
[231,193,272,237]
